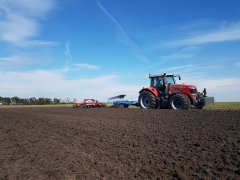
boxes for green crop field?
[204,102,240,110]
[0,104,73,108]
[1,102,240,110]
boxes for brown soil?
[0,107,240,179]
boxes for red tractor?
[138,73,214,109]
[73,99,105,108]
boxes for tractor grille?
[190,88,197,94]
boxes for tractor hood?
[170,84,197,89]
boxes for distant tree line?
[0,96,75,105]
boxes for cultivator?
[73,99,105,108]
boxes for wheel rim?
[140,96,151,108]
[172,98,183,109]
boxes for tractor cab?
[150,73,180,87]
[149,73,181,96]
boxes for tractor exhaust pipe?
[203,88,207,97]
[163,73,168,97]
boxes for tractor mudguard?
[139,87,159,97]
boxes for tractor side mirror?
[178,75,181,80]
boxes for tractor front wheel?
[196,97,206,109]
[139,91,157,109]
[169,93,191,110]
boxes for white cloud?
[20,40,59,47]
[0,53,55,69]
[141,59,221,78]
[63,41,100,71]
[177,19,216,32]
[72,63,100,70]
[0,0,55,18]
[0,70,140,101]
[160,46,199,61]
[0,68,239,102]
[0,55,35,67]
[160,53,194,61]
[0,14,39,44]
[161,64,220,75]
[166,23,240,48]
[161,64,195,72]
[0,0,57,46]
[183,77,240,102]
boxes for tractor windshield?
[150,77,163,87]
[166,76,175,84]
[150,75,177,87]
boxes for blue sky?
[0,0,240,101]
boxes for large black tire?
[196,97,206,109]
[169,93,191,110]
[139,91,157,109]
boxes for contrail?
[97,0,149,63]
[63,40,72,72]
[64,40,72,65]
[97,0,126,34]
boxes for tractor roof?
[149,73,175,78]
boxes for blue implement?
[113,100,139,108]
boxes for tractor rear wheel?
[169,93,191,110]
[139,91,157,109]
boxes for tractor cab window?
[166,76,175,84]
[151,77,163,87]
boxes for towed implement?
[108,95,139,108]
[139,73,214,110]
[73,99,105,108]
[113,100,139,108]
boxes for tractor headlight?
[189,87,197,94]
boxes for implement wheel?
[123,104,129,108]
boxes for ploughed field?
[0,107,240,179]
